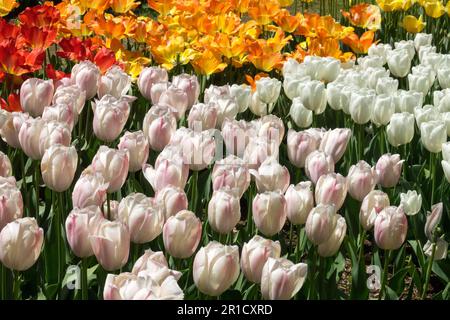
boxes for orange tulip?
[148,0,175,15]
[79,0,111,12]
[0,93,21,112]
[19,26,57,50]
[248,0,280,25]
[341,4,381,31]
[273,9,301,33]
[191,49,227,76]
[342,31,377,55]
[110,0,140,14]
[18,3,60,29]
[0,0,19,17]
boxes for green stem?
[421,242,436,300]
[379,250,391,300]
[289,223,294,255]
[430,153,436,205]
[20,151,28,217]
[359,229,366,263]
[1,263,5,300]
[379,126,385,156]
[81,258,88,300]
[34,161,40,221]
[308,246,317,300]
[13,271,20,300]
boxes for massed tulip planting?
[0,0,449,301]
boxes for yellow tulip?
[110,0,140,14]
[0,0,18,17]
[402,15,426,33]
[422,0,445,18]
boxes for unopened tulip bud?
[230,84,251,113]
[305,204,337,245]
[163,210,201,259]
[241,236,281,284]
[155,186,188,220]
[420,120,447,153]
[256,77,281,105]
[0,184,23,231]
[188,102,218,130]
[118,131,149,173]
[252,191,287,237]
[138,67,168,101]
[387,112,415,147]
[375,153,404,188]
[143,158,189,192]
[374,206,408,250]
[319,128,351,163]
[315,173,348,210]
[71,60,100,99]
[318,215,347,257]
[20,78,54,117]
[208,189,241,234]
[41,144,78,192]
[305,151,335,185]
[91,146,129,193]
[290,98,313,128]
[387,49,412,78]
[347,161,378,201]
[425,203,443,241]
[143,105,177,151]
[287,129,320,168]
[285,182,314,225]
[72,167,109,208]
[18,117,45,160]
[172,74,200,108]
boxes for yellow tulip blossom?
[402,15,425,33]
[422,0,445,18]
[0,0,19,17]
[191,49,228,76]
[78,0,110,12]
[110,0,140,14]
[376,0,414,12]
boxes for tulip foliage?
[0,0,449,301]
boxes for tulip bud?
[90,217,130,271]
[181,130,216,171]
[163,210,201,259]
[18,117,45,160]
[0,151,12,177]
[53,85,86,118]
[118,131,149,173]
[208,189,241,234]
[305,150,335,185]
[408,73,432,96]
[375,153,404,188]
[326,83,353,112]
[20,78,54,117]
[290,97,313,128]
[212,155,250,197]
[414,33,432,51]
[255,77,281,105]
[38,120,71,157]
[285,182,314,225]
[423,238,448,261]
[155,186,188,220]
[65,206,103,258]
[347,161,378,201]
[425,202,443,241]
[0,184,23,231]
[150,82,169,105]
[172,74,200,108]
[400,190,422,216]
[437,67,450,89]
[1,112,30,149]
[243,137,279,169]
[91,146,129,193]
[193,242,240,296]
[376,77,398,96]
[360,190,390,231]
[41,144,78,192]
[298,80,327,114]
[98,65,131,99]
[387,49,412,78]
[387,112,415,147]
[350,90,375,124]
[159,85,189,119]
[249,91,271,116]
[221,119,252,157]
[42,104,76,131]
[143,157,189,192]
[318,215,347,257]
[241,236,281,284]
[92,95,133,142]
[215,97,239,128]
[0,217,43,271]
[315,173,348,210]
[395,90,423,113]
[305,204,337,245]
[374,206,408,250]
[255,115,285,146]
[142,105,177,151]
[188,103,218,130]
[372,94,395,126]
[319,128,351,163]
[420,120,447,153]
[72,168,109,208]
[252,191,287,237]
[118,193,164,244]
[250,157,290,193]
[261,257,307,300]
[230,84,251,113]
[71,60,101,99]
[365,67,390,90]
[138,67,169,101]
[287,129,320,168]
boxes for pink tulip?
[305,150,335,184]
[150,82,169,105]
[42,103,76,131]
[285,182,314,225]
[0,151,12,177]
[38,120,71,157]
[319,128,352,163]
[360,190,390,231]
[91,146,129,193]
[158,85,189,119]
[71,60,101,99]
[188,102,218,130]
[143,157,189,192]
[72,167,109,208]
[287,129,320,168]
[155,186,188,220]
[317,214,347,257]
[211,155,250,197]
[250,157,290,193]
[375,153,404,188]
[425,202,443,241]
[305,204,337,245]
[172,74,200,108]
[0,184,23,231]
[181,130,216,171]
[18,117,45,160]
[255,115,285,146]
[97,65,131,99]
[243,137,279,170]
[0,112,30,148]
[221,119,253,157]
[142,105,177,151]
[118,131,149,172]
[138,67,168,101]
[374,206,408,250]
[347,161,378,201]
[52,84,86,120]
[41,144,78,192]
[208,189,241,234]
[20,78,54,117]
[315,173,348,210]
[253,191,287,237]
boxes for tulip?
[316,57,340,83]
[18,117,44,160]
[72,168,109,208]
[163,210,201,259]
[319,128,352,163]
[260,257,307,300]
[283,75,309,100]
[241,236,281,284]
[158,85,189,119]
[252,191,287,237]
[221,119,252,157]
[365,67,390,90]
[255,77,281,105]
[211,155,250,197]
[230,84,251,113]
[400,190,422,216]
[243,137,279,169]
[52,85,86,122]
[305,150,335,185]
[443,142,450,161]
[360,190,390,231]
[442,112,450,137]
[395,90,423,113]
[433,89,450,113]
[423,238,448,261]
[65,206,103,258]
[38,120,72,157]
[208,189,241,234]
[394,40,415,60]
[42,104,76,131]
[437,68,450,89]
[414,33,433,51]
[193,242,240,296]
[142,158,189,191]
[255,115,285,146]
[298,80,327,115]
[215,97,239,128]
[0,151,12,177]
[0,217,43,271]
[414,105,439,129]
[368,43,392,63]
[71,60,101,99]
[118,131,149,173]
[89,218,130,271]
[422,53,443,72]
[412,65,436,86]
[375,153,404,188]
[408,73,432,96]
[347,161,378,201]
[386,112,415,147]
[142,105,177,152]
[137,67,168,101]
[326,83,352,112]
[104,272,184,300]
[103,200,120,221]
[420,121,447,153]
[118,193,164,244]
[250,157,290,193]
[150,82,169,105]
[350,90,375,124]
[287,129,320,168]
[188,103,218,130]
[315,173,348,210]
[181,130,216,171]
[374,206,408,250]
[305,204,337,245]
[376,77,399,96]
[91,146,129,193]
[418,45,436,63]
[172,74,200,108]
[205,85,230,104]
[318,215,347,257]
[20,78,54,117]
[289,98,313,128]
[155,186,188,220]
[0,184,23,231]
[98,65,131,99]
[285,182,314,225]
[41,144,78,192]
[249,91,271,116]
[0,112,30,149]
[425,202,443,241]
[92,95,133,142]
[387,49,412,78]
[372,95,395,126]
